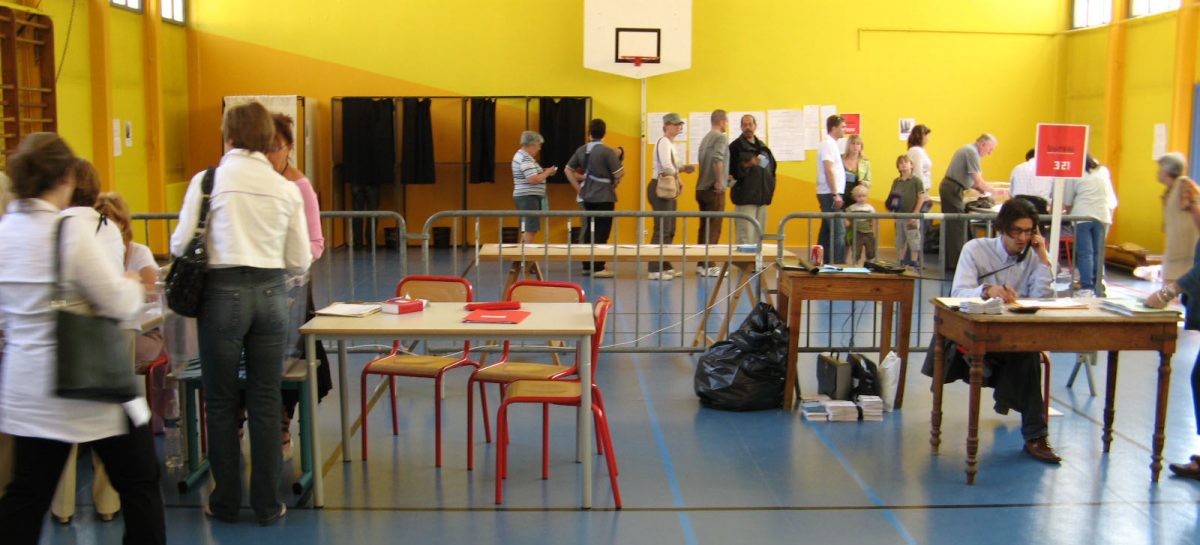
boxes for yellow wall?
[1063,11,1188,252]
[1,1,188,225]
[187,0,1068,246]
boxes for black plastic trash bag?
[694,302,789,411]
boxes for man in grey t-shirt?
[695,109,730,276]
[565,118,624,277]
[941,133,999,271]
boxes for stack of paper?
[1100,298,1181,317]
[959,298,1003,315]
[856,395,884,421]
[825,400,859,422]
[801,400,828,421]
[315,303,382,317]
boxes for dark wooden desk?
[775,270,915,409]
[929,298,1179,484]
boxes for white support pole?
[638,77,648,240]
[1048,177,1065,275]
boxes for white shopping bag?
[878,350,902,411]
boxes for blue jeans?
[1074,221,1107,292]
[198,267,288,521]
[817,194,846,263]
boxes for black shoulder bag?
[165,167,216,317]
[53,217,139,402]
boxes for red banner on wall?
[842,113,861,136]
[1034,123,1089,178]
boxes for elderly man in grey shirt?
[941,133,1000,271]
[923,198,1062,464]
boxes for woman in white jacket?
[0,133,164,545]
[170,101,311,526]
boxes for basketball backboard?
[583,0,691,79]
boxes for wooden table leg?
[1102,351,1119,453]
[692,263,730,348]
[716,264,748,341]
[930,327,944,453]
[781,276,802,409]
[965,350,985,485]
[894,295,914,409]
[1150,349,1174,482]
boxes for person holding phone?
[922,198,1061,464]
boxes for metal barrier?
[133,209,411,315]
[775,210,1102,355]
[421,209,765,354]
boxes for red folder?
[462,309,530,324]
[464,301,523,311]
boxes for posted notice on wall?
[899,118,916,141]
[1034,123,1089,178]
[1152,123,1168,160]
[647,112,666,144]
[767,109,806,162]
[842,113,861,136]
[802,105,820,150]
[687,111,709,163]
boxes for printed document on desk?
[1010,298,1089,310]
[316,303,382,317]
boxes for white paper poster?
[899,118,916,141]
[687,111,709,164]
[766,109,806,162]
[727,111,767,143]
[1152,123,1168,160]
[647,112,667,145]
[802,105,820,150]
[674,140,689,166]
[112,119,122,157]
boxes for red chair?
[360,276,481,466]
[494,297,620,507]
[466,280,586,471]
[141,353,170,421]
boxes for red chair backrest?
[392,275,473,355]
[504,280,585,303]
[587,297,612,385]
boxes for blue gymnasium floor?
[42,248,1200,545]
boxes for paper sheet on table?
[820,266,870,274]
[316,303,382,317]
[1011,298,1088,309]
[767,109,806,162]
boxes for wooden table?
[775,270,915,410]
[474,243,791,346]
[300,302,598,508]
[929,298,1179,484]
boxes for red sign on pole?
[1034,123,1089,178]
[842,113,861,136]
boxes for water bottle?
[163,394,183,472]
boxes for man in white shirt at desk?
[923,197,1062,464]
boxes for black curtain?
[401,97,436,184]
[341,97,396,186]
[538,97,587,184]
[469,98,496,183]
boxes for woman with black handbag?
[0,133,164,545]
[170,101,311,526]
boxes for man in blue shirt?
[924,198,1062,464]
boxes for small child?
[887,155,927,267]
[843,184,877,264]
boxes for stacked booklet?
[959,298,1004,315]
[800,394,830,421]
[856,395,884,422]
[825,400,859,422]
[1099,298,1181,318]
